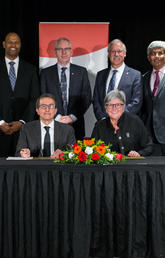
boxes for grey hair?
[108,39,127,53]
[104,90,126,105]
[55,37,72,50]
[147,40,165,55]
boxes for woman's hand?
[127,150,140,157]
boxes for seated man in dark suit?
[15,93,76,158]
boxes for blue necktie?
[9,61,16,90]
[61,67,67,115]
[43,126,51,157]
[107,70,118,93]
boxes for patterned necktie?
[107,69,118,93]
[61,67,67,115]
[153,70,160,97]
[9,61,16,90]
[43,126,51,157]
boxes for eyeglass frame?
[39,104,56,110]
[105,103,124,109]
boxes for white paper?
[6,157,33,160]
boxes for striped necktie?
[9,61,16,90]
[61,67,67,115]
[107,70,118,93]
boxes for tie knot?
[9,61,15,66]
[155,70,159,75]
[44,126,50,132]
[112,69,117,74]
[61,67,67,73]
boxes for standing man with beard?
[140,41,165,155]
[0,32,40,157]
[93,39,143,121]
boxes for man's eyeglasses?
[110,50,124,55]
[55,47,72,52]
[105,103,124,109]
[39,104,56,109]
[150,51,165,57]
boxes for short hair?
[147,40,165,55]
[104,90,126,105]
[36,93,56,108]
[108,39,127,53]
[55,37,72,50]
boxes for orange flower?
[96,145,106,155]
[84,139,95,146]
[73,145,82,154]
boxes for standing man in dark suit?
[140,41,165,155]
[0,32,40,157]
[93,39,143,121]
[40,37,92,140]
[15,93,76,158]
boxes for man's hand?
[20,148,31,158]
[8,121,23,133]
[50,149,63,159]
[0,122,13,135]
[59,115,74,124]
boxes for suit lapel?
[155,73,165,97]
[144,71,153,98]
[0,59,13,91]
[118,65,129,90]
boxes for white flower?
[85,146,93,155]
[105,153,114,160]
[68,152,75,159]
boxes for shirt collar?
[111,62,125,72]
[57,63,70,72]
[40,120,54,129]
[5,56,19,65]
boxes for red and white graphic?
[39,22,109,135]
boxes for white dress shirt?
[106,63,125,94]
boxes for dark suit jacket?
[93,65,143,121]
[140,71,165,144]
[40,63,92,139]
[15,120,76,157]
[0,58,40,123]
[0,58,40,156]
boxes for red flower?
[78,152,88,162]
[92,152,100,160]
[100,143,106,147]
[72,143,78,149]
[116,153,123,161]
[59,153,64,160]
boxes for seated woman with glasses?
[91,90,153,157]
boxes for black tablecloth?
[0,157,165,258]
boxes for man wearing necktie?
[140,40,165,155]
[16,93,76,158]
[40,37,92,140]
[0,32,40,157]
[93,39,143,121]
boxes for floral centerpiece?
[54,138,125,165]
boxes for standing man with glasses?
[0,32,40,157]
[15,93,76,158]
[40,37,92,140]
[93,39,143,121]
[140,41,165,155]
